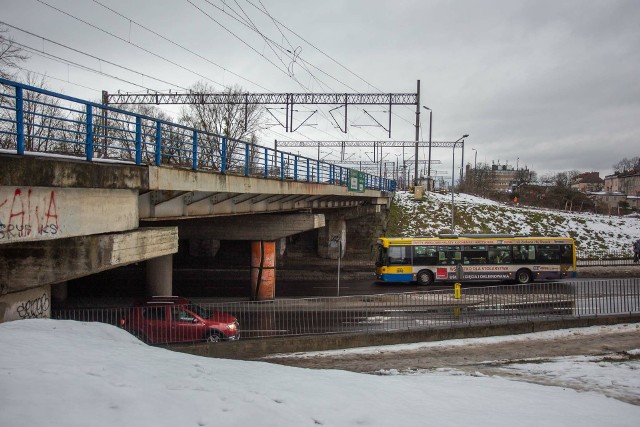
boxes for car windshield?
[188,303,212,319]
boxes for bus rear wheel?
[515,269,533,284]
[416,270,434,286]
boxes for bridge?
[0,78,395,322]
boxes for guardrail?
[52,279,640,344]
[0,77,396,192]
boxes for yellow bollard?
[454,282,461,299]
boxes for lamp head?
[463,134,469,138]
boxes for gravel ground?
[266,324,640,404]
[266,325,640,374]
[578,265,640,278]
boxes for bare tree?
[179,82,263,171]
[0,26,28,79]
[97,103,180,163]
[0,73,65,152]
[613,156,640,173]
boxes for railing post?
[306,158,310,181]
[15,86,24,155]
[280,151,284,180]
[135,116,142,165]
[192,129,198,170]
[245,142,250,176]
[294,155,298,181]
[221,137,227,174]
[155,121,162,166]
[86,105,93,161]
[264,147,268,178]
[316,159,320,183]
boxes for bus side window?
[388,246,411,265]
[536,245,560,264]
[413,245,437,265]
[462,246,488,265]
[517,245,535,263]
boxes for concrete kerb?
[166,314,640,361]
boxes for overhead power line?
[35,0,225,90]
[91,0,271,92]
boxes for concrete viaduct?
[0,153,392,322]
[0,77,395,322]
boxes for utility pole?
[414,80,421,188]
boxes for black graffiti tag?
[16,293,50,319]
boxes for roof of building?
[572,171,604,184]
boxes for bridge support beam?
[250,241,276,301]
[0,227,178,297]
[145,254,174,296]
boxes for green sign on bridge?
[348,170,365,193]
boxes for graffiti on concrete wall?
[0,188,59,241]
[16,292,50,319]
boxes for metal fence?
[52,278,640,344]
[577,250,637,266]
[0,77,395,192]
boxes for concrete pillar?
[250,241,276,301]
[317,217,346,259]
[51,281,68,303]
[145,254,173,296]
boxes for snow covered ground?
[1,319,639,427]
[392,191,640,254]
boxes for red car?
[121,296,239,344]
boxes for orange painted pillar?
[251,240,276,301]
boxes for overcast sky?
[2,0,639,180]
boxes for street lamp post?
[423,106,433,190]
[414,80,421,189]
[451,134,469,233]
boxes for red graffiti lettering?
[9,189,25,230]
[0,188,61,240]
[45,191,59,229]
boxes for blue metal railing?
[0,77,396,192]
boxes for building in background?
[590,170,640,213]
[571,172,604,193]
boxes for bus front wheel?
[515,269,533,284]
[416,270,434,286]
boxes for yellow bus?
[375,234,577,285]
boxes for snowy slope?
[391,191,640,253]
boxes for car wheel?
[206,331,224,343]
[515,269,533,284]
[416,269,434,286]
